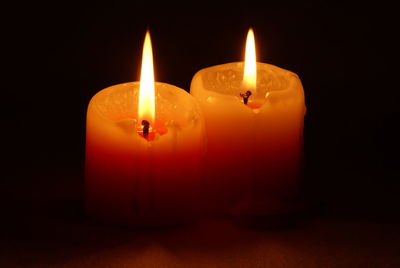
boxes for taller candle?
[190,29,306,215]
[85,31,205,226]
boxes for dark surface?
[2,1,400,267]
[1,170,399,267]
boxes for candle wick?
[142,120,150,139]
[240,90,252,105]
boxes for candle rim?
[191,61,302,99]
[88,81,203,127]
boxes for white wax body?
[190,62,306,212]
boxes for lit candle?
[85,31,205,226]
[190,28,306,215]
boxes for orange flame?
[138,30,155,125]
[243,28,257,92]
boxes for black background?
[2,1,400,266]
[3,1,399,225]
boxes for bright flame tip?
[138,30,156,126]
[243,28,257,91]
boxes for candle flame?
[243,28,257,92]
[138,30,155,125]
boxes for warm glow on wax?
[138,31,156,125]
[243,28,257,91]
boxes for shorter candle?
[190,29,306,215]
[85,31,206,226]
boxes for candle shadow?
[3,167,399,268]
[0,167,311,267]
